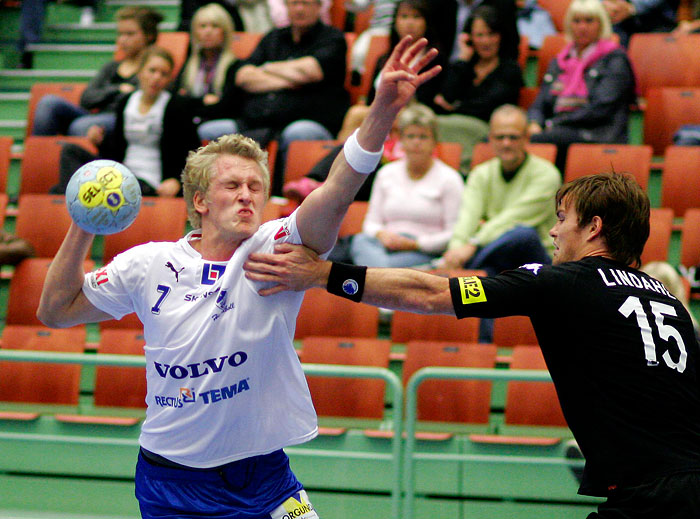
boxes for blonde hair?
[564,0,613,41]
[641,261,699,330]
[182,3,236,97]
[398,103,438,140]
[182,134,270,229]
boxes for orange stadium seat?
[93,329,147,409]
[435,142,463,171]
[537,0,573,32]
[518,86,539,110]
[0,193,7,229]
[5,258,94,327]
[230,31,263,59]
[338,201,368,237]
[628,33,700,98]
[0,136,12,193]
[564,143,652,191]
[644,87,700,155]
[641,208,674,265]
[402,341,497,424]
[25,83,86,138]
[14,194,75,258]
[536,33,567,85]
[301,336,391,419]
[284,140,341,184]
[353,34,390,104]
[492,315,538,347]
[680,208,700,270]
[0,325,85,405]
[391,310,480,343]
[660,146,700,218]
[296,287,379,339]
[504,345,566,427]
[19,136,97,195]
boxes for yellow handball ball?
[66,160,141,235]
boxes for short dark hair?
[556,173,650,268]
[116,6,163,44]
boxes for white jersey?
[83,211,318,468]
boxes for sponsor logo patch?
[270,490,318,519]
[457,276,487,305]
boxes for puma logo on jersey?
[521,263,543,275]
[166,261,185,282]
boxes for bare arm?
[37,223,113,328]
[295,36,442,254]
[244,243,455,314]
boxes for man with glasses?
[439,103,560,277]
[197,0,350,195]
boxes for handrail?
[403,367,579,519]
[0,350,404,519]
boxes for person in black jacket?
[527,0,636,173]
[434,5,524,171]
[54,47,200,197]
[245,172,700,519]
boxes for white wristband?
[343,129,384,175]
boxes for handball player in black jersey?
[244,172,700,519]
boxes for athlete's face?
[197,154,266,242]
[550,198,590,265]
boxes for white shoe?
[80,7,95,26]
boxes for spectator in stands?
[440,104,560,276]
[434,0,520,64]
[174,3,238,123]
[31,6,162,138]
[336,0,447,142]
[603,0,680,46]
[527,0,636,173]
[434,5,524,171]
[53,46,200,197]
[197,0,349,195]
[350,104,464,267]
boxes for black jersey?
[449,256,700,497]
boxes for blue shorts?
[135,448,312,519]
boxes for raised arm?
[295,36,442,254]
[37,223,113,328]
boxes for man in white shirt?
[38,36,440,519]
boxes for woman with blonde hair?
[527,0,636,172]
[175,3,237,111]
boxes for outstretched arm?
[244,243,455,315]
[295,36,442,254]
[37,223,113,328]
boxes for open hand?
[373,36,442,113]
[243,243,329,296]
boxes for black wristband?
[327,262,367,303]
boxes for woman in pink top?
[350,103,464,267]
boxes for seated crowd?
[22,0,698,289]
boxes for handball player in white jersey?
[37,36,441,519]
